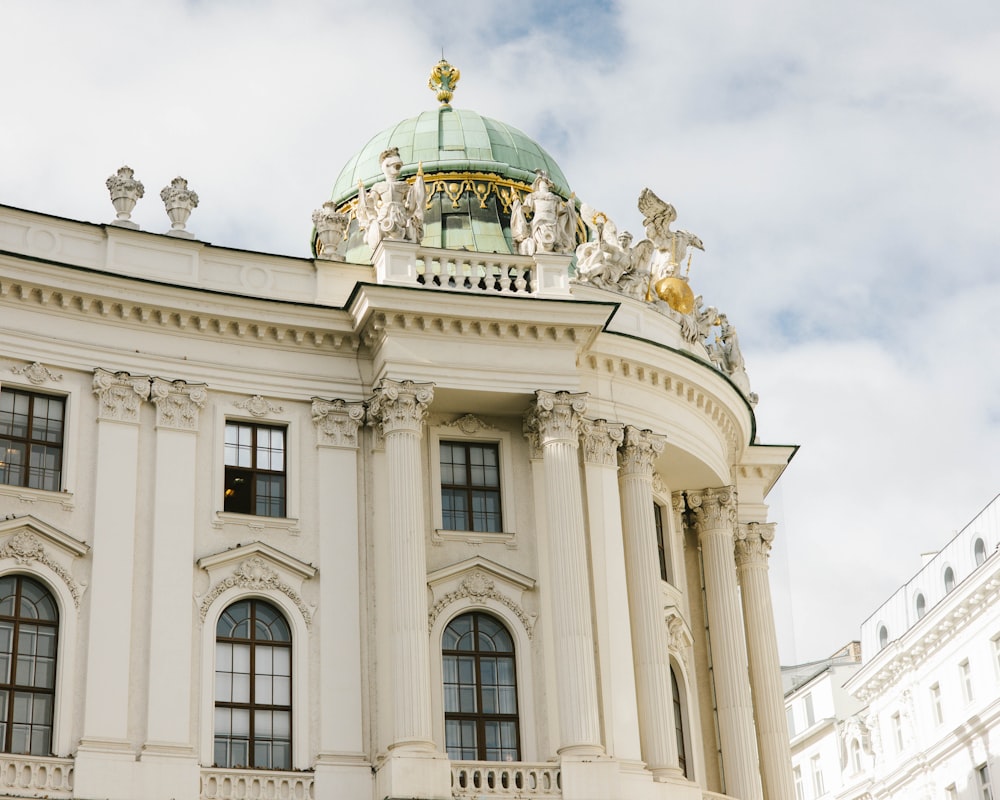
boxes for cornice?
[581,350,745,462]
[0,263,360,352]
[846,555,1000,702]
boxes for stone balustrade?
[416,248,538,296]
[451,761,561,798]
[0,753,74,798]
[200,767,314,800]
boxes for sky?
[3,0,999,663]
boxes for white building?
[0,61,798,800]
[783,496,1000,800]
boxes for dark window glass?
[224,423,286,517]
[654,503,669,582]
[974,538,987,566]
[671,666,687,777]
[944,566,956,593]
[443,612,518,761]
[0,390,64,491]
[915,593,926,619]
[878,625,888,650]
[440,442,502,532]
[0,575,58,755]
[214,599,291,770]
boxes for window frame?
[439,440,503,534]
[441,611,520,762]
[428,423,517,542]
[223,421,288,518]
[810,753,824,796]
[0,575,58,756]
[979,762,995,800]
[960,659,974,704]
[0,386,66,493]
[930,682,943,725]
[653,502,670,583]
[213,598,293,770]
[670,664,689,777]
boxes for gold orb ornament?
[654,275,695,314]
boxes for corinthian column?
[524,391,603,755]
[368,380,435,751]
[618,427,681,778]
[686,488,762,800]
[736,523,794,800]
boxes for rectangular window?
[811,754,825,796]
[946,783,957,800]
[892,711,903,752]
[960,659,974,703]
[979,763,994,800]
[793,765,804,800]
[804,693,815,727]
[930,683,943,725]
[224,422,286,517]
[786,705,796,737]
[440,441,502,532]
[0,389,64,492]
[992,634,1000,681]
[653,503,669,582]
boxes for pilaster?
[686,487,762,800]
[736,522,795,800]
[618,427,681,778]
[579,419,642,763]
[524,391,603,755]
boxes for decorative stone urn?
[311,201,350,260]
[159,176,199,238]
[105,166,144,229]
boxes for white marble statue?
[356,147,426,250]
[575,204,654,295]
[637,188,704,279]
[680,294,719,345]
[511,171,577,256]
[312,201,350,261]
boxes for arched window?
[915,593,926,619]
[944,566,956,593]
[974,538,987,566]
[0,575,58,755]
[442,612,519,761]
[670,666,688,777]
[878,625,888,650]
[214,599,291,770]
[850,738,862,773]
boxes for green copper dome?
[330,107,572,206]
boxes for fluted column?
[524,391,603,755]
[579,420,642,763]
[736,523,794,800]
[687,488,762,800]
[368,380,435,751]
[618,427,681,778]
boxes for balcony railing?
[200,767,314,800]
[452,761,561,798]
[416,251,537,297]
[0,753,74,798]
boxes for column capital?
[368,379,434,436]
[686,486,738,534]
[580,419,624,466]
[734,522,775,567]
[93,368,151,423]
[671,490,686,515]
[524,390,588,447]
[617,426,666,479]
[312,398,366,448]
[150,378,207,431]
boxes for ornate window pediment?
[0,515,88,607]
[427,556,536,637]
[197,541,317,625]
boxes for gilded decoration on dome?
[428,58,461,106]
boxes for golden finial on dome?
[429,57,461,106]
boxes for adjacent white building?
[783,496,1000,800]
[0,61,798,800]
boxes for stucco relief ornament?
[638,189,704,313]
[0,532,82,607]
[151,378,208,430]
[93,368,151,422]
[524,390,588,446]
[734,522,775,567]
[510,171,577,256]
[368,379,434,436]
[575,204,654,299]
[312,201,350,261]
[580,419,625,467]
[10,361,63,385]
[442,414,496,435]
[233,394,283,417]
[106,165,144,229]
[618,426,666,479]
[685,487,738,532]
[311,398,365,448]
[428,570,535,638]
[200,556,312,625]
[160,176,199,238]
